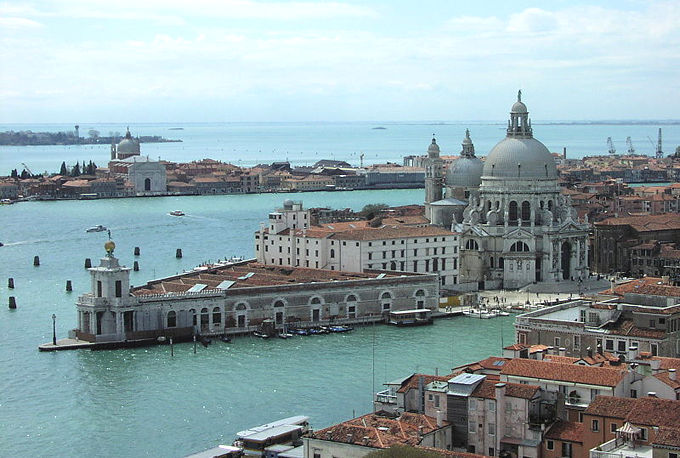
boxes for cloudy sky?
[1,0,679,122]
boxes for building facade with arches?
[454,92,589,290]
[72,244,439,344]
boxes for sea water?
[1,121,678,175]
[0,190,516,457]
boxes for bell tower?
[424,136,443,205]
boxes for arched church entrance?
[561,241,571,280]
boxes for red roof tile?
[545,421,584,443]
[502,359,626,387]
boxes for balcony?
[375,389,397,405]
[590,438,652,458]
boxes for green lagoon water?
[0,190,514,457]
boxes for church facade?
[425,92,590,291]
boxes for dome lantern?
[507,90,532,138]
[427,135,440,158]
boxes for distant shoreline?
[0,130,182,146]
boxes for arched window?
[510,242,530,252]
[189,309,197,326]
[235,303,247,328]
[274,300,285,307]
[509,201,518,223]
[390,261,397,270]
[380,292,393,312]
[200,308,209,331]
[465,239,479,250]
[346,294,358,318]
[490,257,495,268]
[310,297,322,305]
[521,201,530,221]
[330,249,335,258]
[212,307,221,326]
[167,311,176,328]
[97,280,102,297]
[273,300,285,325]
[346,294,358,303]
[499,257,505,269]
[548,200,554,211]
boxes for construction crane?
[607,137,616,155]
[626,137,635,154]
[21,162,34,177]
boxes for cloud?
[0,16,42,28]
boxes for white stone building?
[255,200,461,287]
[454,92,589,290]
[127,157,167,195]
[72,241,440,344]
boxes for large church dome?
[481,91,557,180]
[446,129,483,187]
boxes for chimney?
[669,369,677,381]
[436,410,444,428]
[627,345,639,362]
[647,392,657,398]
[587,346,593,359]
[597,343,603,355]
[563,147,567,160]
[650,358,661,373]
[326,432,332,440]
[363,436,370,445]
[546,346,555,356]
[559,347,566,357]
[435,367,439,376]
[418,426,424,438]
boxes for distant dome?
[283,199,294,209]
[482,137,557,180]
[446,156,484,187]
[117,127,140,154]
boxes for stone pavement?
[38,338,95,352]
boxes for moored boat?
[169,210,185,216]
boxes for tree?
[71,163,81,177]
[59,161,68,175]
[20,169,30,179]
[88,129,100,138]
[360,203,388,220]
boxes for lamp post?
[52,314,57,346]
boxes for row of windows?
[366,258,456,272]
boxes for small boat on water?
[328,325,353,333]
[252,330,269,339]
[220,335,232,343]
[169,210,185,216]
[290,328,309,336]
[0,198,13,205]
[86,225,107,233]
[277,332,294,339]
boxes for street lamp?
[52,314,57,346]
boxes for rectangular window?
[469,421,476,433]
[618,341,626,352]
[469,399,476,410]
[630,389,637,398]
[434,395,440,408]
[651,343,658,356]
[610,423,617,433]
[547,440,554,451]
[488,423,495,436]
[650,319,656,328]
[115,280,122,298]
[580,310,586,322]
[489,448,495,456]
[488,400,495,411]
[592,419,599,432]
[574,335,581,350]
[605,339,614,351]
[554,337,560,347]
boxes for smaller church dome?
[446,129,483,188]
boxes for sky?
[1,0,679,123]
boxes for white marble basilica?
[424,91,589,290]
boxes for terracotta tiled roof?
[603,319,667,338]
[545,421,584,443]
[596,213,680,232]
[470,380,540,400]
[330,225,455,241]
[543,355,580,364]
[653,371,680,390]
[653,427,680,448]
[397,374,451,394]
[586,396,680,427]
[311,412,448,449]
[657,357,680,371]
[416,446,487,457]
[501,359,626,387]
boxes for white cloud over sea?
[1,0,679,122]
